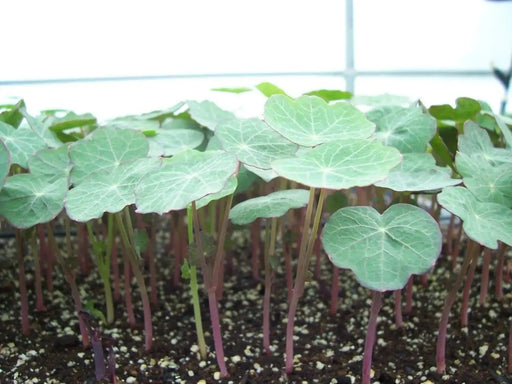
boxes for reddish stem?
[330,266,339,316]
[15,230,30,336]
[250,219,260,282]
[31,232,46,311]
[436,239,478,373]
[405,276,413,314]
[451,222,463,269]
[495,242,508,300]
[460,245,480,327]
[394,289,403,328]
[362,291,383,384]
[446,214,455,257]
[509,321,512,373]
[479,248,492,305]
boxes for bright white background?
[1,0,511,120]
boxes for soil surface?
[1,230,511,384]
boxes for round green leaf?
[367,105,436,153]
[438,186,512,249]
[66,157,161,222]
[195,176,238,210]
[147,128,204,157]
[322,204,442,291]
[28,145,72,183]
[244,164,279,182]
[375,153,461,192]
[229,189,310,225]
[135,150,239,214]
[0,121,47,168]
[70,127,149,185]
[264,95,374,147]
[0,174,67,228]
[271,139,401,189]
[215,118,297,169]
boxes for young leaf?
[255,82,288,97]
[186,100,236,131]
[211,87,253,94]
[375,153,461,192]
[438,186,512,249]
[367,105,436,153]
[428,97,481,123]
[264,95,374,147]
[271,139,401,189]
[135,150,238,215]
[0,174,67,228]
[215,117,297,169]
[229,189,310,225]
[48,112,97,133]
[322,204,442,291]
[303,89,352,102]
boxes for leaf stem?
[362,290,383,384]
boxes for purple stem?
[330,266,339,316]
[405,276,413,314]
[250,219,260,282]
[436,239,478,373]
[362,291,383,384]
[207,288,229,377]
[446,214,455,258]
[479,248,492,305]
[15,229,30,336]
[495,242,508,300]
[509,321,512,373]
[31,232,46,311]
[394,289,403,328]
[460,246,479,327]
[451,222,463,269]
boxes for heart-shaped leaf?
[428,97,481,123]
[375,153,461,192]
[187,100,236,131]
[229,189,310,225]
[264,95,374,147]
[367,105,436,153]
[135,150,238,214]
[322,204,442,291]
[70,127,149,185]
[66,157,161,222]
[0,121,48,168]
[271,139,401,189]
[438,186,512,249]
[0,174,67,228]
[215,118,297,169]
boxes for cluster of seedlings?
[0,83,511,383]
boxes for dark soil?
[1,230,511,384]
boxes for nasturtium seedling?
[229,189,310,225]
[187,100,236,131]
[438,186,512,249]
[428,97,481,124]
[195,176,238,210]
[264,95,374,147]
[70,127,149,185]
[271,139,401,189]
[215,117,297,170]
[367,105,436,153]
[302,89,352,102]
[375,153,461,192]
[135,150,238,215]
[322,204,442,291]
[0,174,67,228]
[0,121,48,168]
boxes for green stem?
[116,209,153,351]
[285,188,327,373]
[186,204,207,360]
